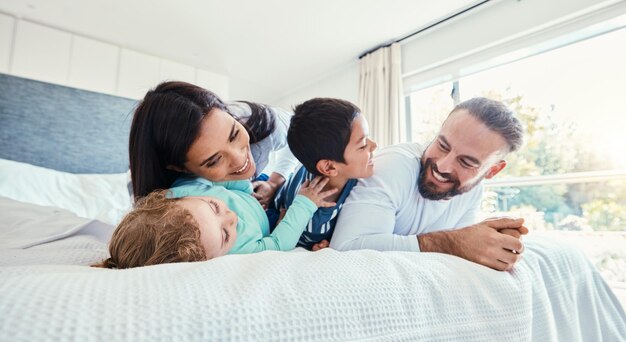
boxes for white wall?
[0,14,230,100]
[274,61,360,110]
[3,0,620,105]
[0,13,13,73]
[275,0,623,108]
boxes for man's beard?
[417,157,484,200]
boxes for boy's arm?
[250,195,317,252]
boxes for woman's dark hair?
[129,81,275,199]
[235,101,275,144]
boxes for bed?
[1,73,625,341]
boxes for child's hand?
[311,240,330,251]
[298,176,338,208]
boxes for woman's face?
[182,108,256,182]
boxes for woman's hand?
[252,172,286,209]
[252,181,278,209]
[298,176,337,208]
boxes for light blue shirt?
[169,177,317,254]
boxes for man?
[330,97,527,271]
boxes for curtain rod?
[358,0,492,59]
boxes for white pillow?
[0,159,131,225]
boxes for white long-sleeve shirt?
[330,143,483,252]
[226,102,300,179]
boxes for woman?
[129,81,299,207]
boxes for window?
[406,23,626,286]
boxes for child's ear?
[316,160,339,177]
[166,164,189,173]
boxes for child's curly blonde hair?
[93,190,207,269]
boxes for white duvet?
[0,199,625,341]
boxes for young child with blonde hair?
[95,177,335,269]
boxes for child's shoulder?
[169,176,216,198]
[169,177,253,198]
[213,179,253,193]
[291,165,313,185]
[276,166,310,205]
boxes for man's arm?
[418,217,528,271]
[330,201,420,252]
[330,144,423,252]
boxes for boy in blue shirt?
[274,98,377,250]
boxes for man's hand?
[418,217,527,271]
[499,226,529,239]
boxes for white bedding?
[1,198,625,341]
[0,158,131,225]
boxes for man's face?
[418,109,509,200]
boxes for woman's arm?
[251,105,299,206]
[263,105,300,178]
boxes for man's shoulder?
[379,142,425,158]
[371,143,424,179]
[348,143,424,205]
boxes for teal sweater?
[169,177,317,254]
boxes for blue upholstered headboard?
[0,74,137,173]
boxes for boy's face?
[178,196,238,259]
[335,115,377,179]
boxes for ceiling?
[0,0,479,102]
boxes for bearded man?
[331,97,528,271]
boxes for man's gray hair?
[451,97,523,153]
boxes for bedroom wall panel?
[196,69,230,100]
[0,13,14,73]
[116,48,161,99]
[11,20,72,85]
[67,36,119,94]
[0,16,231,101]
[160,59,196,84]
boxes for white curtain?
[358,42,405,147]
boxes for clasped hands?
[455,217,528,271]
[421,217,528,271]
